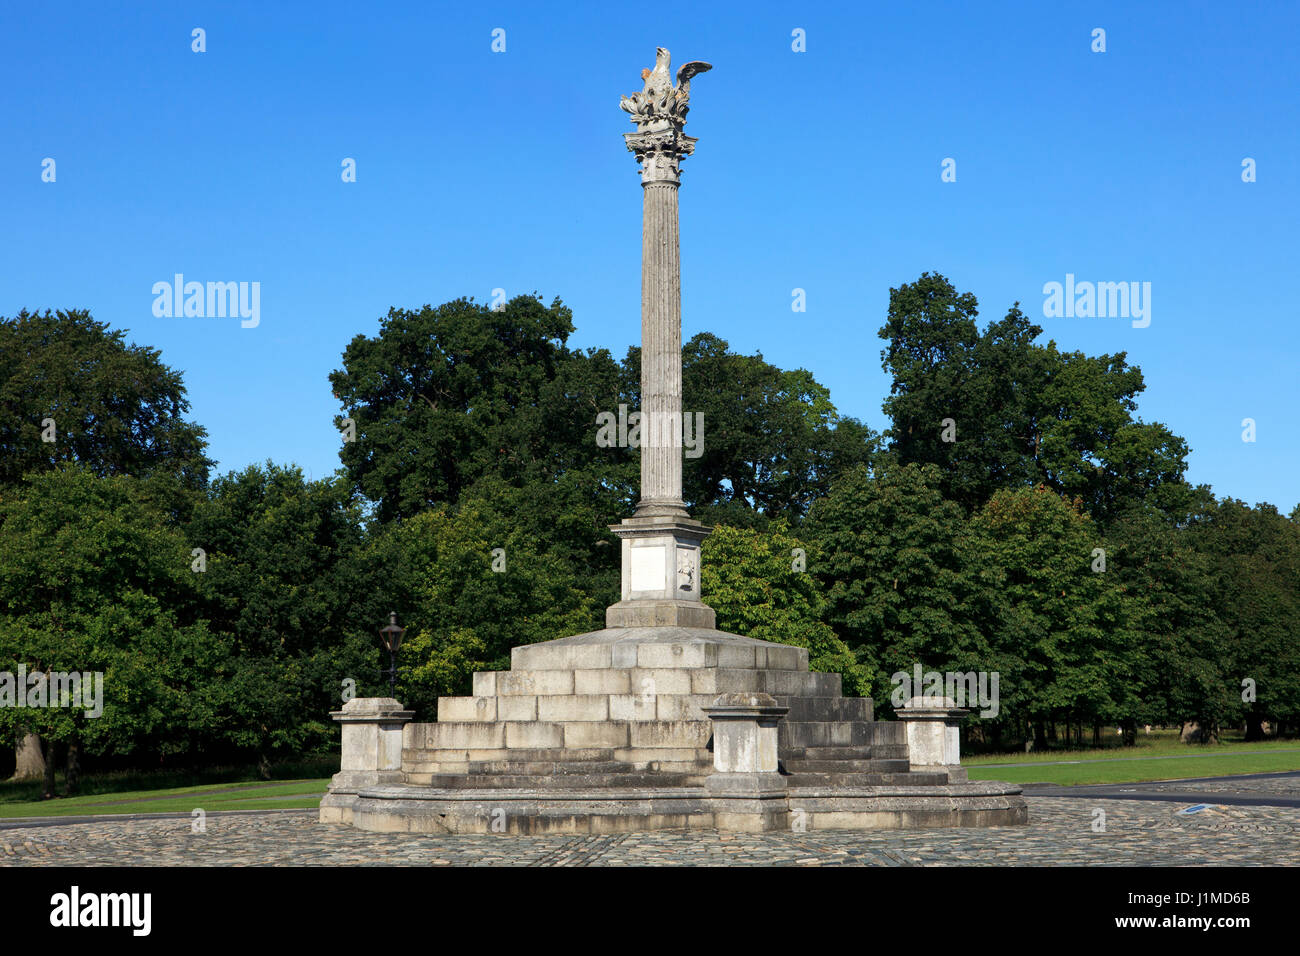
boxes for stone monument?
[320,48,1028,834]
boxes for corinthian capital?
[619,47,711,185]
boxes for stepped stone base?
[337,781,1028,834]
[321,625,1028,833]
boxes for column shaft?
[638,180,685,515]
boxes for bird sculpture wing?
[675,61,712,93]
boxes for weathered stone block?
[497,695,537,721]
[655,694,716,721]
[564,722,630,749]
[629,719,711,749]
[632,668,692,694]
[436,696,496,722]
[715,644,756,669]
[504,722,564,749]
[609,694,657,720]
[755,644,807,671]
[511,643,613,671]
[427,722,505,750]
[538,694,609,722]
[574,669,632,695]
[498,670,575,696]
[614,747,710,766]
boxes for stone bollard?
[897,696,969,782]
[319,697,414,824]
[702,692,789,830]
[704,692,787,773]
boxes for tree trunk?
[11,731,46,781]
[1092,721,1101,747]
[1244,714,1266,742]
[41,736,57,799]
[1033,720,1047,751]
[65,734,81,796]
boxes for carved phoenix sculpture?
[619,47,712,128]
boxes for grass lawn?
[964,729,1300,785]
[0,778,330,819]
[967,752,1300,785]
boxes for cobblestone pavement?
[1126,774,1300,797]
[1026,771,1300,807]
[3,796,1298,865]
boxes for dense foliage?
[2,280,1296,788]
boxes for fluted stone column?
[607,48,715,630]
[638,177,686,518]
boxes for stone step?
[778,720,878,749]
[783,770,952,788]
[462,756,713,775]
[422,771,703,790]
[431,747,618,763]
[470,667,843,699]
[469,760,632,775]
[775,696,873,722]
[780,741,910,761]
[781,758,911,774]
[442,691,735,723]
[405,718,714,754]
[705,669,843,697]
[510,636,808,673]
[785,745,873,759]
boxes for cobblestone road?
[3,795,1297,865]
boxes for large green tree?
[674,333,879,523]
[1104,497,1236,740]
[961,485,1142,747]
[878,273,1190,523]
[185,463,378,769]
[330,295,626,524]
[331,298,876,532]
[0,467,227,793]
[0,309,211,491]
[805,461,977,701]
[1189,498,1300,739]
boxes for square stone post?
[897,696,969,783]
[702,693,789,830]
[319,697,414,824]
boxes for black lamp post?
[378,611,405,696]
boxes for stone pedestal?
[897,696,969,782]
[319,697,414,824]
[702,692,789,829]
[703,692,787,773]
[606,516,715,628]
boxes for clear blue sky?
[3,1,1296,513]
